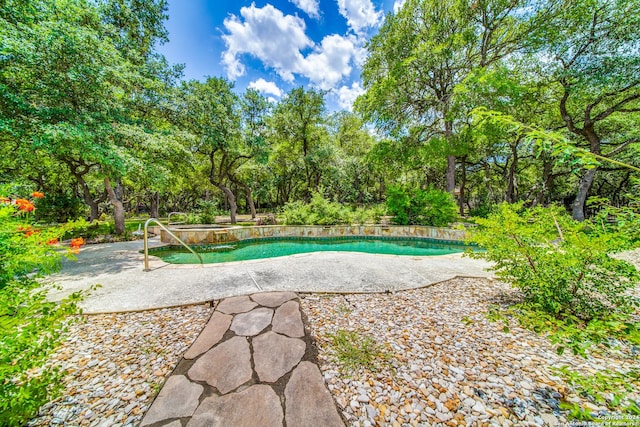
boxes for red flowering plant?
[0,188,88,425]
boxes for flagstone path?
[139,291,345,427]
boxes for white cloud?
[222,4,313,81]
[336,0,382,33]
[393,0,407,14]
[222,4,358,90]
[289,0,320,18]
[248,78,282,97]
[300,34,356,90]
[336,81,365,111]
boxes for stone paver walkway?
[140,291,345,427]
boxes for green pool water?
[149,237,469,264]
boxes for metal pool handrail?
[167,211,187,225]
[143,218,203,271]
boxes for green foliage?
[468,203,497,219]
[468,203,640,321]
[34,193,85,223]
[386,186,458,226]
[0,192,85,425]
[326,330,388,372]
[195,200,222,225]
[282,192,382,226]
[555,366,640,417]
[281,201,312,225]
[494,303,640,357]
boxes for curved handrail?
[168,211,187,225]
[143,218,203,271]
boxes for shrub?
[385,185,410,225]
[0,191,85,426]
[195,200,222,224]
[307,192,351,225]
[281,200,312,225]
[467,203,640,321]
[282,192,352,225]
[386,185,458,226]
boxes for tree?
[0,0,175,233]
[539,0,640,220]
[178,78,245,223]
[357,0,544,204]
[270,87,328,201]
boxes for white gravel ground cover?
[27,304,212,427]
[301,277,639,427]
[25,275,638,427]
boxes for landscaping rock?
[188,336,252,394]
[253,331,306,383]
[230,307,273,336]
[183,311,232,359]
[272,300,304,338]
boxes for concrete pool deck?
[45,237,494,314]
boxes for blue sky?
[157,0,406,111]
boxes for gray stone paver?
[230,307,273,336]
[183,311,232,359]
[140,375,203,426]
[186,385,283,427]
[272,300,304,337]
[144,292,345,427]
[285,361,345,427]
[188,336,252,394]
[215,295,258,314]
[250,291,297,307]
[253,331,306,383]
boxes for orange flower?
[31,191,45,199]
[48,238,59,246]
[25,230,35,237]
[70,237,85,254]
[0,197,10,204]
[14,198,35,212]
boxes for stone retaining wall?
[161,225,465,245]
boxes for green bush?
[386,185,458,226]
[281,200,312,225]
[467,203,640,321]
[0,192,85,426]
[307,192,351,225]
[195,200,222,224]
[282,192,351,225]
[34,192,85,223]
[282,194,386,226]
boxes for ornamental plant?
[467,203,640,321]
[386,185,458,226]
[0,190,86,426]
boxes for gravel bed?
[27,304,212,427]
[301,277,639,427]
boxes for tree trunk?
[531,157,554,207]
[150,192,159,218]
[217,184,237,224]
[505,142,518,203]
[243,184,257,219]
[458,156,467,216]
[73,174,100,221]
[572,167,598,221]
[444,119,456,194]
[104,177,125,235]
[446,155,456,194]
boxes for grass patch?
[326,329,388,372]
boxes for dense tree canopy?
[1,0,638,227]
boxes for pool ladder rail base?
[143,218,203,271]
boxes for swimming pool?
[148,236,470,264]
